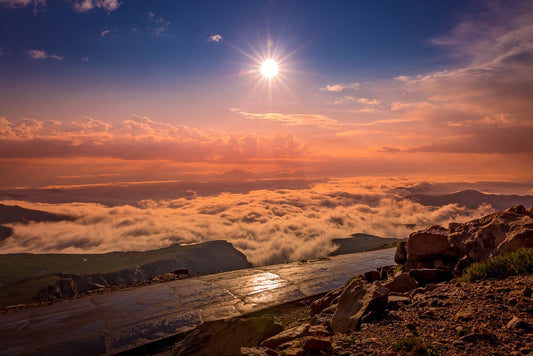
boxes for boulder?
[260,324,309,349]
[407,225,460,259]
[173,317,282,356]
[363,270,381,282]
[394,241,407,264]
[240,347,278,356]
[408,268,453,286]
[384,272,418,293]
[331,280,389,333]
[310,288,342,316]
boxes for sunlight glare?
[260,59,279,78]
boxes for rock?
[310,288,342,316]
[407,225,460,260]
[240,346,278,356]
[308,324,332,337]
[58,278,76,297]
[90,283,105,290]
[455,311,475,321]
[384,272,418,293]
[448,205,533,262]
[171,268,189,275]
[395,241,408,264]
[310,312,333,327]
[302,336,332,352]
[173,317,282,356]
[363,270,381,282]
[261,324,309,349]
[506,316,530,331]
[408,268,454,286]
[459,332,498,345]
[388,295,410,309]
[331,280,389,333]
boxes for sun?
[260,59,279,79]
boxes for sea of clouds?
[0,177,505,266]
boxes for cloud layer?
[0,178,498,266]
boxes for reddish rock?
[394,241,407,264]
[260,324,309,349]
[408,268,454,286]
[384,272,418,293]
[331,280,389,333]
[310,288,342,316]
[302,336,332,352]
[407,225,460,259]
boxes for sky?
[0,0,532,188]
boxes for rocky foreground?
[154,206,533,356]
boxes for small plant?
[392,265,403,276]
[456,327,469,337]
[391,337,436,356]
[279,351,287,356]
[460,248,533,282]
[344,275,362,287]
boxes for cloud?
[234,110,339,128]
[72,0,121,12]
[148,11,170,37]
[0,178,499,266]
[81,56,89,62]
[0,0,45,12]
[320,82,360,92]
[208,34,223,43]
[357,98,380,105]
[100,29,110,37]
[27,49,63,60]
[0,115,308,162]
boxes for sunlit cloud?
[208,34,223,43]
[234,109,339,128]
[100,29,109,37]
[27,49,63,60]
[357,98,380,105]
[72,0,121,13]
[321,82,360,92]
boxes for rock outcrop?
[397,205,533,275]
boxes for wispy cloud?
[208,34,223,43]
[320,82,360,92]
[72,0,121,13]
[100,29,110,37]
[234,109,339,128]
[148,11,170,37]
[357,98,380,105]
[27,49,63,60]
[81,56,89,62]
[0,0,46,13]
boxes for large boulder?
[408,268,453,286]
[448,205,533,262]
[173,317,282,356]
[331,280,389,333]
[407,225,461,260]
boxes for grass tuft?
[391,337,436,356]
[460,248,533,282]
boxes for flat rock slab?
[0,248,395,355]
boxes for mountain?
[0,240,250,307]
[0,203,74,225]
[329,233,401,256]
[405,190,533,211]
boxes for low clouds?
[0,0,45,12]
[0,178,498,266]
[27,49,63,60]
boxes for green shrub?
[391,337,436,356]
[460,248,533,282]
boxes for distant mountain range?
[405,190,533,211]
[0,204,74,241]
